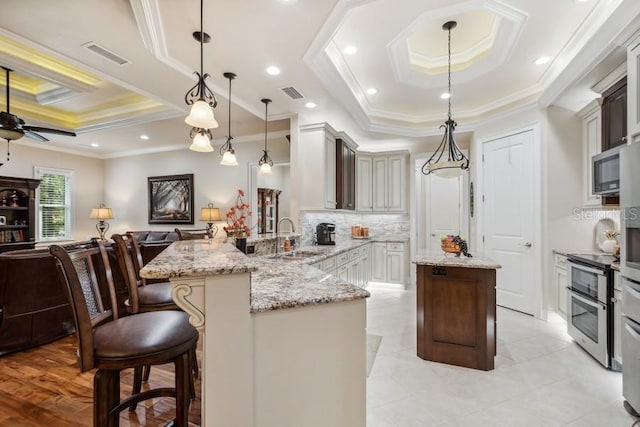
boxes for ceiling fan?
[0,66,76,142]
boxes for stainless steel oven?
[567,255,615,368]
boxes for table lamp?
[200,203,221,239]
[89,203,114,240]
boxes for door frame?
[475,123,544,319]
[410,151,469,287]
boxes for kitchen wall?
[0,142,104,242]
[298,211,410,245]
[104,136,290,238]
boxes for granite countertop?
[140,239,259,279]
[140,238,370,313]
[413,252,501,270]
[553,248,609,256]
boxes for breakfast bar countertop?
[140,239,370,314]
[413,252,501,270]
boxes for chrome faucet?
[276,217,296,254]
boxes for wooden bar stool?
[50,240,198,426]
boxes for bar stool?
[50,240,198,426]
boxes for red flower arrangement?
[223,189,252,237]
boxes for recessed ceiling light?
[344,45,358,55]
[266,66,281,76]
[366,88,378,95]
[440,92,451,100]
[90,143,99,147]
[305,102,317,109]
[140,134,149,140]
[534,56,551,65]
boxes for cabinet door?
[614,287,623,368]
[350,260,359,287]
[372,158,388,211]
[602,78,627,151]
[583,108,602,207]
[387,251,404,284]
[556,266,568,317]
[357,157,373,211]
[337,264,349,282]
[324,135,336,209]
[348,147,356,210]
[386,155,405,212]
[371,242,387,282]
[360,254,369,287]
[628,38,640,143]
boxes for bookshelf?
[0,176,40,253]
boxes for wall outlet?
[246,245,255,254]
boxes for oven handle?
[568,261,605,276]
[625,322,640,342]
[567,287,607,309]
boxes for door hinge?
[482,235,485,243]
[482,195,485,202]
[482,154,485,162]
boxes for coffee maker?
[316,223,336,245]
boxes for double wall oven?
[566,253,616,369]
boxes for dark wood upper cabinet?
[601,77,627,151]
[0,176,40,253]
[336,138,356,210]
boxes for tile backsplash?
[299,211,410,245]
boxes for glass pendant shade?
[185,100,219,129]
[259,162,272,175]
[189,130,214,152]
[0,129,24,141]
[220,148,238,166]
[429,161,466,178]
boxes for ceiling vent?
[281,86,304,100]
[82,42,130,66]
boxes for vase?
[601,239,617,254]
[235,237,247,254]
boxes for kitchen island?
[413,253,501,371]
[140,239,369,427]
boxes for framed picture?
[148,174,194,224]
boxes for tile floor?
[365,284,639,426]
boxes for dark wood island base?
[415,255,500,371]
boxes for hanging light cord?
[220,75,234,155]
[264,101,268,151]
[184,0,216,108]
[447,24,452,121]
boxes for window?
[34,167,73,241]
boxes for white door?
[483,130,536,315]
[415,157,467,253]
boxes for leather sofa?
[128,230,178,265]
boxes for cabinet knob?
[523,242,532,248]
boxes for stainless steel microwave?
[593,145,624,195]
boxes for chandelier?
[184,0,218,130]
[421,20,469,178]
[258,98,273,175]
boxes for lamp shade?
[89,203,113,220]
[185,100,219,129]
[0,128,24,141]
[189,130,214,152]
[220,149,238,166]
[259,162,272,175]
[200,204,221,221]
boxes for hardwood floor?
[0,335,201,426]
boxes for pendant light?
[189,127,213,152]
[421,21,469,179]
[258,98,273,175]
[184,0,219,130]
[219,72,238,166]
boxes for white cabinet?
[357,152,408,212]
[579,102,602,207]
[324,135,337,209]
[554,254,568,317]
[628,36,640,144]
[370,241,406,285]
[357,157,373,212]
[614,269,623,370]
[371,242,387,282]
[314,245,370,288]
